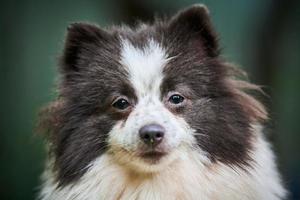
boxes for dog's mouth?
[139,151,167,164]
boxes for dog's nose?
[139,124,165,146]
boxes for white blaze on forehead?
[120,39,168,97]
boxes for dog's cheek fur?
[44,81,127,186]
[51,81,138,186]
[54,113,114,185]
[185,96,253,166]
[161,56,253,167]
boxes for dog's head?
[41,5,267,186]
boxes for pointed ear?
[61,22,110,72]
[168,4,219,57]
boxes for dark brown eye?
[169,94,184,104]
[112,98,130,110]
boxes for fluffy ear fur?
[61,23,111,72]
[168,4,219,57]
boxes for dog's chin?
[111,146,178,174]
[139,151,167,164]
[133,151,177,174]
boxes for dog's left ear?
[168,4,219,57]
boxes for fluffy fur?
[38,4,286,200]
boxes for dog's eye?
[112,98,130,110]
[169,94,184,104]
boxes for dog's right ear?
[61,23,110,72]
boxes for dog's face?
[43,5,266,186]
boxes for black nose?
[139,124,165,146]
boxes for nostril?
[144,134,150,140]
[139,124,165,146]
[155,132,163,139]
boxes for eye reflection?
[112,98,130,110]
[168,94,184,104]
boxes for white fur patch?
[120,38,167,98]
[39,125,286,200]
[105,39,198,172]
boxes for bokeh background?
[1,0,299,199]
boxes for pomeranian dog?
[38,4,286,200]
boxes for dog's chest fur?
[40,127,284,200]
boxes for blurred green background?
[0,0,299,199]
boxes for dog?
[38,4,286,200]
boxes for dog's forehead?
[120,38,169,98]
